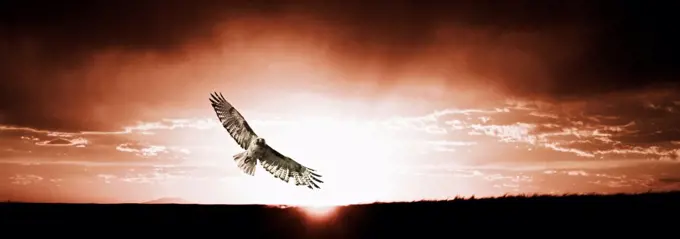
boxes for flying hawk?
[209,92,323,189]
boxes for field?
[2,191,678,237]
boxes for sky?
[1,1,680,205]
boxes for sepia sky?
[1,1,680,205]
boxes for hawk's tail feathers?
[233,151,257,176]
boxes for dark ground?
[2,191,678,237]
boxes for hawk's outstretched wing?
[260,145,323,189]
[209,92,258,150]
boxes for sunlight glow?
[185,114,411,206]
[250,116,403,205]
[298,205,338,220]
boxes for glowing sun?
[299,205,338,220]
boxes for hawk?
[209,92,323,189]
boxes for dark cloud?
[1,1,679,131]
[0,0,268,131]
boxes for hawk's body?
[209,92,323,189]
[246,140,267,160]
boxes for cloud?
[425,140,478,152]
[384,91,680,161]
[2,2,679,132]
[9,174,43,185]
[113,142,192,163]
[3,150,680,203]
[3,88,680,166]
[89,165,242,186]
[589,174,656,189]
[382,107,510,135]
[35,137,88,147]
[123,118,218,134]
[100,171,189,185]
[97,174,116,184]
[1,87,679,175]
[406,162,680,196]
[566,170,589,176]
[0,123,195,166]
[658,178,680,183]
[116,143,168,157]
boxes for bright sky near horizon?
[1,1,680,205]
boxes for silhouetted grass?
[2,191,678,237]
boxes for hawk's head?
[256,138,266,145]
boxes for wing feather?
[260,145,323,189]
[209,92,258,150]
